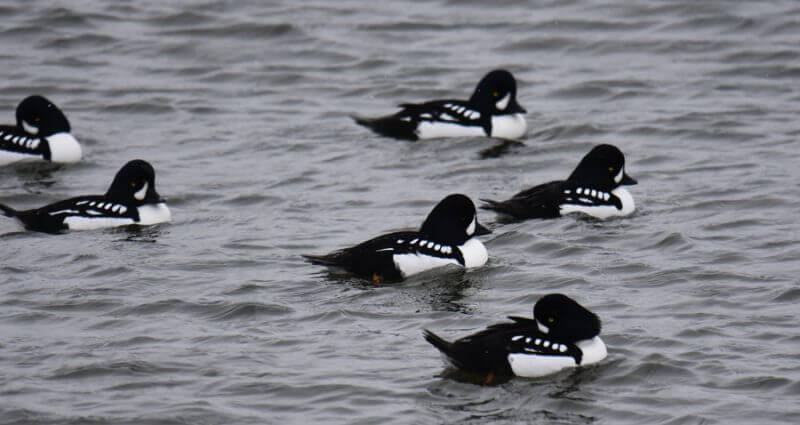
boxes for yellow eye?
[547,317,555,323]
[492,91,499,97]
[609,166,615,172]
[34,116,41,122]
[130,181,137,188]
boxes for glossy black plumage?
[423,294,601,376]
[354,69,526,141]
[0,159,163,233]
[0,95,71,160]
[303,194,490,281]
[482,144,637,220]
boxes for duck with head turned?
[353,69,527,141]
[0,95,82,166]
[0,159,171,233]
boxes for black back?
[0,159,161,233]
[303,194,488,281]
[423,293,601,375]
[481,144,636,219]
[353,69,524,140]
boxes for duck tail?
[423,329,454,355]
[0,203,18,217]
[302,254,338,266]
[351,114,418,141]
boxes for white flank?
[490,114,527,139]
[46,132,82,163]
[0,149,39,166]
[559,187,635,219]
[507,336,607,378]
[22,120,39,135]
[136,202,171,225]
[393,253,460,278]
[416,120,486,139]
[134,183,148,201]
[495,93,511,110]
[64,216,135,231]
[458,238,488,268]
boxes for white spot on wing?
[48,209,79,216]
[511,335,524,341]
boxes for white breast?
[458,238,488,268]
[507,336,607,377]
[137,203,172,225]
[490,113,527,139]
[45,132,82,163]
[559,187,635,219]
[416,121,487,139]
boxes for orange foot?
[484,371,496,385]
[372,273,383,284]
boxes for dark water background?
[2,1,800,424]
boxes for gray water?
[1,1,800,424]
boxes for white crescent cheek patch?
[466,217,476,236]
[22,120,39,135]
[614,168,624,184]
[134,182,148,201]
[495,93,510,110]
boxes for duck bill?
[475,221,492,236]
[508,100,526,114]
[621,173,637,185]
[148,190,165,203]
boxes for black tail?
[351,115,418,141]
[0,203,18,217]
[423,329,454,355]
[302,254,339,266]
[479,198,504,212]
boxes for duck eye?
[609,166,615,172]
[492,91,499,97]
[547,317,555,323]
[130,181,137,188]
[34,116,41,122]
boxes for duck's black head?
[16,95,71,137]
[567,144,637,190]
[469,69,526,115]
[533,293,601,343]
[419,193,491,245]
[105,159,162,205]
